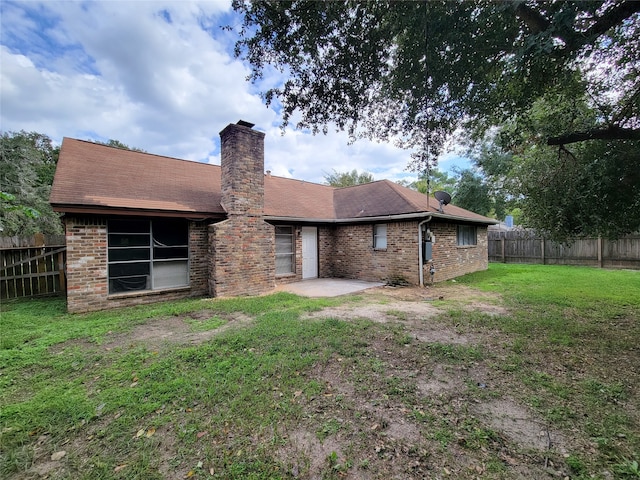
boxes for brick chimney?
[219,120,265,216]
[209,121,275,297]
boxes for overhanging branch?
[584,1,640,40]
[513,0,640,53]
[547,126,640,146]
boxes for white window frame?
[373,224,387,249]
[275,225,295,275]
[457,225,477,246]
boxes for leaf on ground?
[196,431,207,439]
[51,451,66,461]
[146,427,156,437]
[185,470,195,478]
[114,464,128,472]
[136,429,145,438]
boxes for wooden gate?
[0,234,66,300]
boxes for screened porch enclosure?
[107,219,189,293]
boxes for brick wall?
[328,221,421,284]
[321,220,489,286]
[428,222,489,282]
[318,226,336,278]
[65,216,109,312]
[209,218,275,296]
[211,122,275,296]
[65,216,210,313]
[188,221,210,296]
[219,122,265,216]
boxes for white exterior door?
[301,226,318,279]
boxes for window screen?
[457,225,477,246]
[275,226,294,275]
[374,224,387,249]
[108,219,189,293]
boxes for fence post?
[541,238,545,265]
[57,251,66,293]
[597,236,603,268]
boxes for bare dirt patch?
[472,399,568,454]
[101,311,254,351]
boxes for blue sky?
[0,0,470,185]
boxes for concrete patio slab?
[274,278,384,297]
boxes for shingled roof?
[50,138,495,224]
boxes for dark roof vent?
[237,120,255,128]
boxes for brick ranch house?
[50,121,497,313]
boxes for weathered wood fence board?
[1,234,66,300]
[489,231,640,269]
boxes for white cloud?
[0,0,467,184]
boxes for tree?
[399,169,457,196]
[451,169,492,217]
[324,169,374,187]
[470,95,640,240]
[0,131,63,235]
[233,1,639,163]
[94,139,146,152]
[233,0,639,238]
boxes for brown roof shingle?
[51,138,495,224]
[50,138,224,217]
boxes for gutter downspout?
[418,215,433,287]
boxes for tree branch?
[584,1,640,40]
[513,2,549,34]
[513,0,640,53]
[547,126,640,146]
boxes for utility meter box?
[423,241,433,263]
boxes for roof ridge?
[268,174,335,189]
[63,137,216,167]
[335,179,388,190]
[380,179,432,211]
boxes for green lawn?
[1,264,639,479]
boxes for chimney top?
[236,120,255,128]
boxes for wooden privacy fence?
[488,230,640,269]
[0,234,67,300]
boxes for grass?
[1,263,639,479]
[446,264,640,477]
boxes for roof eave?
[51,204,225,220]
[265,211,498,225]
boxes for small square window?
[373,224,387,249]
[457,225,477,246]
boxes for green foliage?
[323,168,374,187]
[451,169,493,217]
[398,168,457,196]
[233,1,640,238]
[233,1,639,163]
[0,131,63,235]
[94,139,146,152]
[515,139,640,240]
[472,126,640,240]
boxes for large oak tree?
[233,0,640,239]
